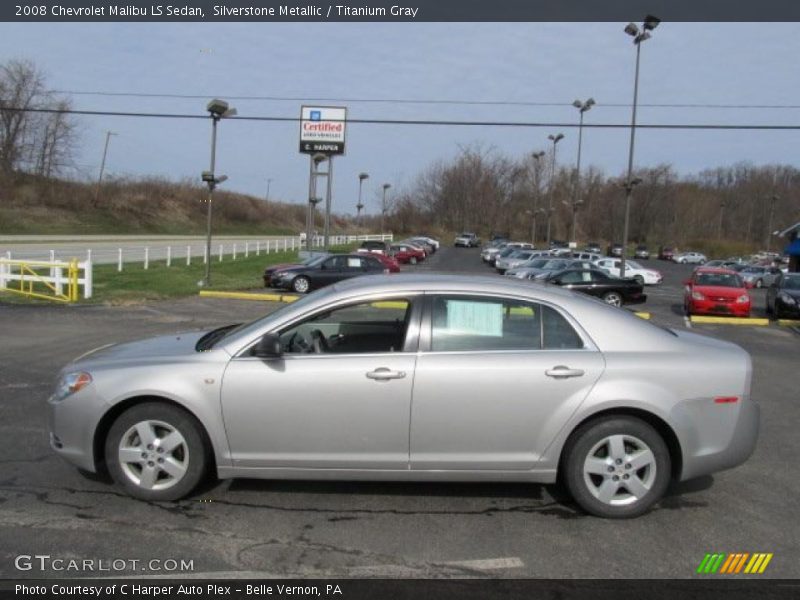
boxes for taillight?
[714,396,739,404]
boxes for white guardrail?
[0,234,394,272]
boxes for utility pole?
[94,130,117,206]
[266,178,272,202]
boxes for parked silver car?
[48,274,758,518]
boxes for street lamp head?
[624,22,639,37]
[643,15,661,30]
[207,98,230,117]
[572,99,583,109]
[215,174,228,185]
[312,153,328,164]
[359,172,369,181]
[309,197,322,206]
[532,151,545,159]
[548,133,564,143]
[383,183,391,190]
[635,31,652,44]
[201,170,214,183]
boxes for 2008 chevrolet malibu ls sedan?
[48,274,759,518]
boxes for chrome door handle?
[545,366,585,379]
[366,368,407,381]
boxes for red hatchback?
[684,268,751,317]
[389,244,426,265]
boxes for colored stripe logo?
[697,553,773,574]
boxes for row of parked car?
[262,236,440,293]
[480,239,653,308]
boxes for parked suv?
[454,232,480,247]
[357,240,389,255]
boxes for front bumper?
[48,386,106,473]
[269,275,293,289]
[689,300,750,316]
[775,298,800,318]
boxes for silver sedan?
[48,274,758,518]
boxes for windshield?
[627,260,642,270]
[525,259,549,268]
[783,275,800,290]
[544,259,569,269]
[742,267,763,274]
[695,273,744,288]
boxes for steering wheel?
[309,329,330,354]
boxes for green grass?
[89,244,358,304]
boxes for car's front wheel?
[562,416,671,518]
[105,402,209,501]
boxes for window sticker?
[445,300,503,337]
[347,258,361,268]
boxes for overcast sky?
[2,22,800,215]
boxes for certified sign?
[299,106,346,155]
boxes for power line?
[47,90,800,110]
[3,106,800,130]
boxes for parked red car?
[371,252,401,273]
[389,243,426,264]
[684,267,751,317]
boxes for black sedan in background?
[270,253,387,293]
[542,268,647,307]
[766,272,800,319]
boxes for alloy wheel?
[118,420,189,491]
[582,434,657,506]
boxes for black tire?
[291,276,311,294]
[105,402,209,501]
[561,416,671,518]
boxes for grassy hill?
[0,173,357,235]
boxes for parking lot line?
[690,316,770,326]
[634,312,651,320]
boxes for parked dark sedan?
[542,268,647,307]
[270,254,387,293]
[263,255,327,287]
[766,272,800,319]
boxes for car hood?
[778,288,800,299]
[70,330,212,367]
[265,262,300,274]
[694,285,747,298]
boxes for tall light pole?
[571,98,595,244]
[381,183,391,235]
[202,98,236,287]
[620,15,660,278]
[356,172,369,226]
[766,194,778,251]
[265,177,272,202]
[306,153,327,251]
[94,130,117,206]
[530,151,545,244]
[546,133,564,247]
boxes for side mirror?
[253,333,283,359]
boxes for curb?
[199,290,299,303]
[777,319,800,327]
[634,312,651,320]
[689,316,770,326]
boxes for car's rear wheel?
[602,291,623,307]
[562,416,671,518]
[292,276,311,294]
[105,402,209,501]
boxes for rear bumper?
[678,399,760,481]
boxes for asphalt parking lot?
[1,246,798,579]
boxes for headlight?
[736,294,749,304]
[52,372,92,402]
[691,291,705,301]
[779,292,797,305]
[276,271,292,279]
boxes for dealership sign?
[299,106,346,155]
